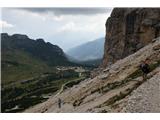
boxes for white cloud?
[0,20,14,28]
[58,22,76,32]
[18,10,47,21]
[57,21,93,33]
[52,15,64,21]
[57,13,108,35]
[14,8,112,16]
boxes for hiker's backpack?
[140,63,150,74]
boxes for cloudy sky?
[1,8,113,51]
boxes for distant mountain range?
[1,33,104,84]
[1,33,75,83]
[66,37,105,62]
[1,33,72,66]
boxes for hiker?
[139,59,150,80]
[58,98,62,108]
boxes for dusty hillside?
[120,69,160,113]
[103,8,160,67]
[24,37,160,113]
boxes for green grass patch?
[63,77,86,90]
[1,73,85,113]
[1,50,55,85]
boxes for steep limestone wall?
[103,8,160,67]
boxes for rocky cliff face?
[103,8,160,67]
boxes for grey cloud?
[10,7,112,16]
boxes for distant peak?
[11,34,29,39]
[36,38,45,43]
[1,33,9,37]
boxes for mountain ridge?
[67,37,105,61]
[1,33,78,85]
[1,33,71,66]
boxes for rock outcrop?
[103,8,160,67]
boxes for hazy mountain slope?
[67,38,105,61]
[1,33,71,66]
[1,33,74,84]
[24,37,160,113]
